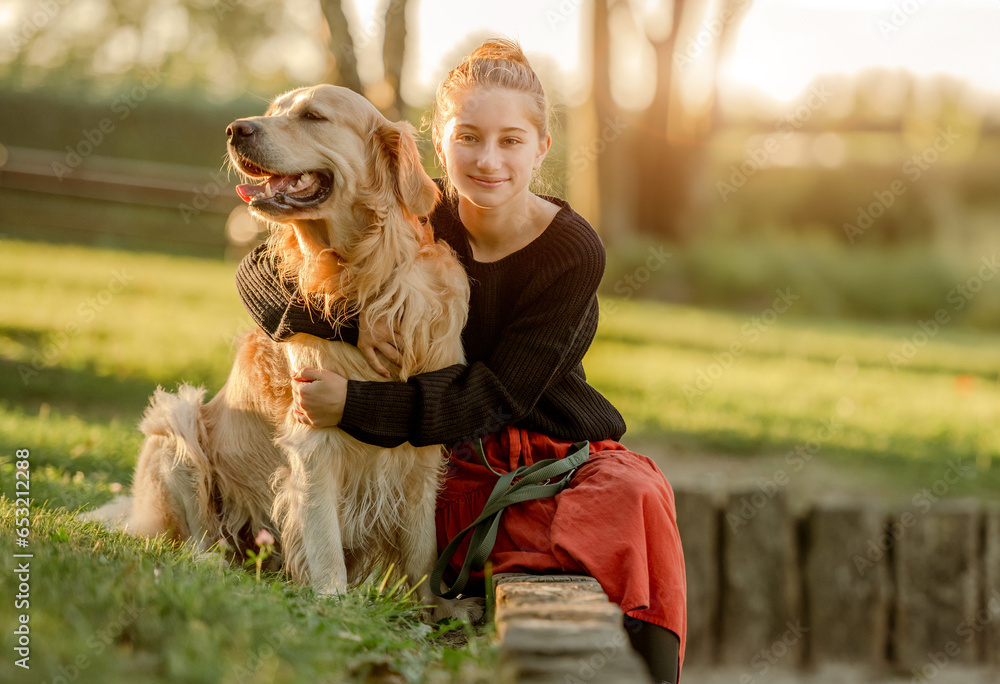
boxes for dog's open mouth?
[234,157,333,211]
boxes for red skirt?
[435,426,687,669]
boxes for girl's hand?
[358,313,402,378]
[292,367,347,427]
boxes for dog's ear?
[371,121,440,217]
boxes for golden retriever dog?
[85,85,475,619]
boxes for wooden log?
[804,500,890,666]
[718,486,804,666]
[984,506,1000,666]
[674,487,720,665]
[893,500,981,668]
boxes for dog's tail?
[123,384,216,547]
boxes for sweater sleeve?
[338,243,605,448]
[235,244,359,345]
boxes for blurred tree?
[0,0,310,96]
[709,0,754,134]
[320,0,364,94]
[591,0,633,240]
[634,0,686,241]
[381,0,409,120]
[0,0,410,111]
[589,0,753,242]
[318,0,410,118]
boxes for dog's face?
[226,85,438,241]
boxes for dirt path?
[682,664,997,684]
[629,437,985,514]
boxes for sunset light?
[722,0,1000,103]
[5,1,1000,681]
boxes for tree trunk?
[592,0,636,243]
[635,0,753,241]
[710,0,754,134]
[382,0,408,120]
[635,0,689,241]
[320,0,363,94]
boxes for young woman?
[236,38,686,683]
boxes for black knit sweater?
[235,189,626,449]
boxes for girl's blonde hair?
[430,38,553,195]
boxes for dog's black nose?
[227,119,258,140]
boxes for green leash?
[431,438,590,599]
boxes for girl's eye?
[457,134,476,143]
[503,138,522,145]
[302,110,326,121]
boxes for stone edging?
[492,572,652,683]
[676,486,1000,673]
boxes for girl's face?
[436,87,550,212]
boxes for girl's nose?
[477,143,501,171]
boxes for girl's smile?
[469,175,508,188]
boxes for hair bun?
[467,37,531,68]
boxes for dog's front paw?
[314,582,349,600]
[431,596,485,624]
[77,495,134,530]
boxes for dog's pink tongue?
[235,174,299,203]
[236,182,265,202]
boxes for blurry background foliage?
[2,0,1000,328]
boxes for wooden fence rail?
[0,145,253,257]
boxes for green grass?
[2,237,1000,681]
[0,507,494,684]
[584,297,1000,498]
[0,240,495,683]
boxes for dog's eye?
[302,110,326,121]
